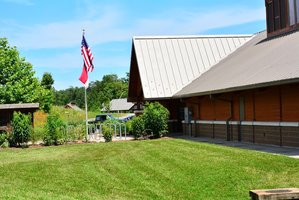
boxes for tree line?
[54,73,129,112]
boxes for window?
[266,0,299,36]
[288,0,299,25]
[266,0,287,34]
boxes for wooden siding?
[182,83,299,122]
[254,87,280,121]
[214,98,230,120]
[281,84,299,121]
[199,96,215,120]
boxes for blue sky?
[0,0,266,90]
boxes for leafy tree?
[41,72,54,90]
[40,72,55,113]
[0,38,40,103]
[39,88,54,113]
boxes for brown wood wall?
[182,83,299,122]
[254,87,280,121]
[281,84,299,121]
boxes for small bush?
[0,132,6,146]
[44,113,66,146]
[131,116,144,139]
[125,120,133,134]
[67,123,85,142]
[11,112,32,147]
[102,125,113,142]
[143,102,169,138]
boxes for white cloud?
[8,6,265,50]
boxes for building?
[0,103,39,130]
[64,102,83,112]
[128,0,299,147]
[109,98,134,113]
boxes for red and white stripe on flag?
[79,35,94,86]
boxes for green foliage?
[54,74,128,111]
[66,121,85,142]
[131,116,144,139]
[39,87,54,113]
[11,112,32,146]
[0,132,7,147]
[0,38,54,112]
[0,38,40,104]
[41,72,54,90]
[143,102,170,138]
[102,125,113,142]
[31,126,44,144]
[40,72,55,113]
[44,113,66,146]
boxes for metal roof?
[65,102,83,111]
[175,31,299,97]
[110,98,134,112]
[133,34,253,99]
[0,103,39,110]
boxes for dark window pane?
[274,0,281,30]
[267,2,275,33]
[280,0,287,28]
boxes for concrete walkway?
[174,135,299,159]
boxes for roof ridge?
[133,34,254,40]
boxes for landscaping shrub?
[11,112,32,147]
[131,116,144,139]
[67,123,85,142]
[44,113,66,146]
[142,102,169,138]
[102,125,113,142]
[125,120,133,134]
[0,132,8,148]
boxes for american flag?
[79,34,94,86]
[81,35,94,72]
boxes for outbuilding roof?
[0,103,39,110]
[175,31,299,97]
[110,98,134,112]
[132,34,253,100]
[65,102,83,111]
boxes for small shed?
[0,103,39,129]
[64,102,83,111]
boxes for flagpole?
[82,29,89,142]
[84,85,88,141]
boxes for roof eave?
[174,78,299,99]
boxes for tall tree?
[0,38,40,103]
[41,72,54,90]
[40,72,55,113]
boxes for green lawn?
[0,139,298,200]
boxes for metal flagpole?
[83,29,89,142]
[84,86,88,141]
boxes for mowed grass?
[0,139,298,200]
